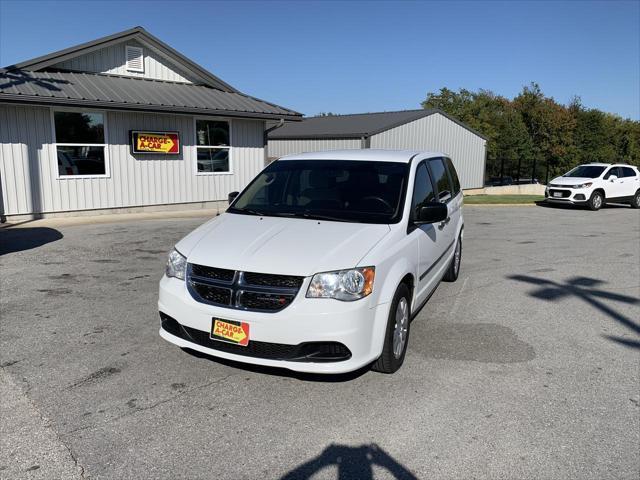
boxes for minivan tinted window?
[411,163,436,221]
[444,157,461,194]
[428,158,453,202]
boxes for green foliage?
[422,84,640,181]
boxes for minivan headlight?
[572,182,593,189]
[166,248,187,280]
[306,267,375,301]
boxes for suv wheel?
[443,235,462,282]
[631,190,640,209]
[372,283,411,374]
[588,191,604,211]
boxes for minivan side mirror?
[415,202,448,224]
[608,175,618,182]
[228,191,239,204]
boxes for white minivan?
[159,150,463,374]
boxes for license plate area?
[553,192,563,197]
[210,318,249,346]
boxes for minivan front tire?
[372,283,411,374]
[631,190,640,209]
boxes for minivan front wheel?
[372,283,411,374]
[588,191,604,211]
[631,190,640,209]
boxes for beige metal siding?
[268,138,361,158]
[52,40,195,83]
[370,113,486,189]
[0,104,265,216]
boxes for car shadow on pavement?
[508,274,640,349]
[0,227,63,255]
[279,443,417,480]
[535,200,631,209]
[181,347,371,382]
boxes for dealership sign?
[130,131,180,154]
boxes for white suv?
[546,163,640,210]
[158,150,464,374]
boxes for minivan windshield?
[229,160,409,224]
[563,165,606,178]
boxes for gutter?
[264,119,285,164]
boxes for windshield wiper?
[285,211,353,223]
[228,207,267,216]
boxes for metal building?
[0,27,301,221]
[268,110,487,189]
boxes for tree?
[421,83,640,182]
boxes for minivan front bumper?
[158,275,390,374]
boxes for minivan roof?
[277,149,444,163]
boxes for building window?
[54,111,107,177]
[195,119,231,174]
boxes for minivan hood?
[551,176,593,185]
[177,213,391,276]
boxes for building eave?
[0,95,302,121]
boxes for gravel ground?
[1,204,639,480]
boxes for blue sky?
[1,0,638,119]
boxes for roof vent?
[125,45,144,73]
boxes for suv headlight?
[166,248,187,280]
[572,182,593,189]
[306,267,375,301]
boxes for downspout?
[264,119,285,165]
[360,135,371,149]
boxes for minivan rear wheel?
[588,191,604,211]
[443,235,462,282]
[372,283,411,374]
[631,190,640,209]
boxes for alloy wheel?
[392,297,409,359]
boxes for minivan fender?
[375,258,415,308]
[368,258,415,358]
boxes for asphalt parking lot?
[1,205,639,480]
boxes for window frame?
[193,117,233,176]
[50,107,110,180]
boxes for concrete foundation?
[464,184,546,196]
[1,200,228,223]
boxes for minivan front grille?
[191,284,232,305]
[243,272,304,289]
[187,264,304,312]
[191,264,235,282]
